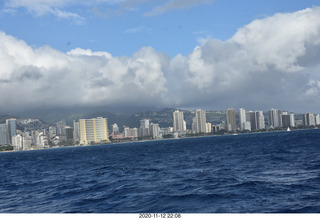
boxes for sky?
[0,0,320,114]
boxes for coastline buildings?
[79,117,110,145]
[2,106,320,151]
[268,108,295,128]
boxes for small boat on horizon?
[287,127,291,132]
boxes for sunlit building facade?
[79,117,109,145]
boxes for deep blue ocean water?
[1,129,320,213]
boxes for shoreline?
[1,127,318,154]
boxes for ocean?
[0,129,320,213]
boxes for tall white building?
[140,119,150,128]
[257,111,265,130]
[173,110,185,132]
[22,132,32,150]
[73,121,80,143]
[12,134,23,150]
[290,114,295,127]
[49,126,57,140]
[79,117,109,145]
[139,119,150,137]
[36,132,48,148]
[239,108,246,131]
[56,120,66,135]
[149,123,160,139]
[196,109,206,133]
[268,108,281,128]
[110,123,120,135]
[206,123,212,133]
[315,114,320,126]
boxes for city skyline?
[1,1,320,113]
[2,105,320,151]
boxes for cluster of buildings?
[170,108,320,136]
[0,117,110,151]
[1,108,320,151]
[226,108,320,132]
[110,119,161,140]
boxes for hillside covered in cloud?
[1,7,320,113]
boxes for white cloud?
[1,7,320,113]
[166,7,320,111]
[0,31,169,111]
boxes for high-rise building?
[206,123,212,133]
[56,120,66,135]
[22,132,32,150]
[37,132,49,147]
[124,127,138,138]
[196,109,206,133]
[303,113,315,127]
[315,114,320,126]
[290,114,295,127]
[257,111,265,130]
[139,119,150,137]
[226,108,236,132]
[79,117,109,145]
[31,130,39,146]
[239,108,246,131]
[110,123,120,135]
[268,109,281,128]
[280,112,291,128]
[12,134,23,151]
[244,121,252,131]
[0,124,8,145]
[48,126,57,140]
[192,117,197,132]
[140,119,150,129]
[247,111,258,130]
[73,120,80,143]
[247,111,265,130]
[64,126,74,140]
[173,110,185,132]
[6,118,17,145]
[149,123,160,139]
